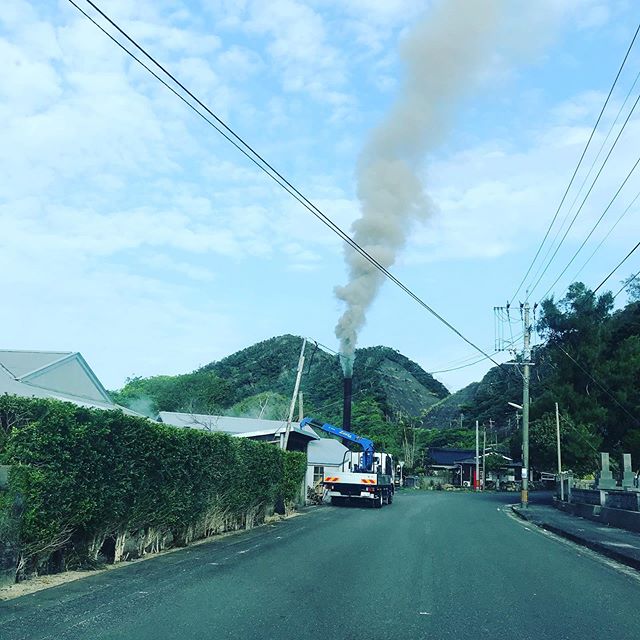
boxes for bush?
[281,452,307,507]
[0,396,307,579]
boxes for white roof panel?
[0,350,71,378]
[307,438,349,465]
[157,412,319,439]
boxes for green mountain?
[111,282,640,476]
[424,284,640,474]
[112,335,450,425]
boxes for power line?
[510,22,640,303]
[537,152,640,300]
[429,353,501,374]
[533,73,640,290]
[529,92,640,300]
[306,339,341,357]
[428,332,525,374]
[553,344,639,425]
[613,269,640,299]
[69,0,503,370]
[592,238,640,295]
[570,189,640,283]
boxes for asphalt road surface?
[1,492,639,640]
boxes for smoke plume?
[335,0,505,377]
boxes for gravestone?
[0,465,10,488]
[621,453,635,490]
[597,452,617,490]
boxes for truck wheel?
[331,497,342,506]
[373,493,383,508]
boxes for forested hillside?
[424,282,640,474]
[112,335,449,427]
[112,281,640,475]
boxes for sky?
[2,0,640,393]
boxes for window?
[313,466,324,484]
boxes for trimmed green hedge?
[0,396,306,578]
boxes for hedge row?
[0,395,306,579]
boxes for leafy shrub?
[0,396,306,579]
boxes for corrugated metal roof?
[0,351,143,417]
[0,350,71,378]
[157,412,319,439]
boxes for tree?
[621,274,640,302]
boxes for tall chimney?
[343,376,352,432]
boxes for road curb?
[510,505,640,572]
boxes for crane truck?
[300,417,395,508]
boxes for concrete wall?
[556,481,640,534]
[555,500,640,534]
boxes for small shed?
[305,438,349,492]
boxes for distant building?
[0,349,140,415]
[427,446,522,488]
[156,412,319,453]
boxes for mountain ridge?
[112,334,450,424]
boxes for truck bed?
[323,471,393,486]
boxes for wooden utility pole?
[475,420,480,491]
[522,301,531,508]
[283,338,306,450]
[482,426,486,491]
[556,402,563,501]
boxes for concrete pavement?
[1,492,639,640]
[512,500,640,570]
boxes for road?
[1,492,639,640]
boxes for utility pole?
[283,338,306,450]
[475,420,480,491]
[482,426,486,491]
[522,301,531,508]
[556,402,563,501]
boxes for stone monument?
[621,453,635,490]
[597,452,617,490]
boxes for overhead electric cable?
[428,332,524,373]
[510,22,640,303]
[529,92,640,300]
[591,239,640,295]
[529,72,640,291]
[613,268,640,299]
[68,0,502,368]
[570,189,640,282]
[554,344,639,424]
[538,153,640,300]
[429,354,500,374]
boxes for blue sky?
[2,0,639,393]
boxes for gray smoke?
[335,0,505,377]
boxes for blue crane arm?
[300,417,375,472]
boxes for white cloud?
[2,0,635,392]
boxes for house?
[156,412,319,452]
[306,437,349,493]
[426,446,522,488]
[0,349,140,415]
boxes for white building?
[0,349,140,415]
[306,437,349,492]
